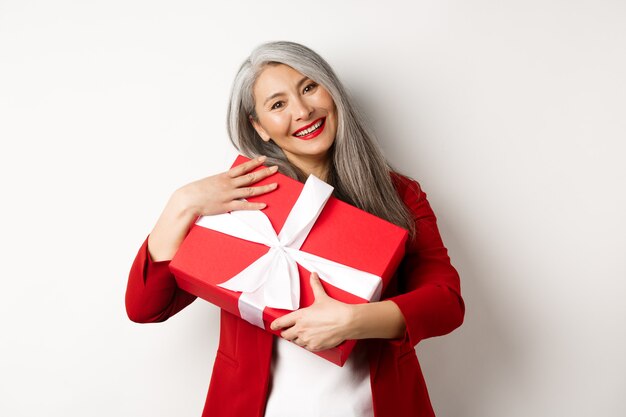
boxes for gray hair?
[226,41,415,237]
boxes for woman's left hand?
[270,272,355,351]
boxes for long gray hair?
[227,41,415,237]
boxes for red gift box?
[169,155,408,366]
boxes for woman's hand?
[148,155,278,261]
[270,272,356,352]
[176,155,279,217]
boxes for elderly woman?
[126,41,464,417]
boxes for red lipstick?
[292,118,326,140]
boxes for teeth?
[295,119,323,137]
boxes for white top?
[264,337,374,417]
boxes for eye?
[303,82,318,93]
[270,101,284,110]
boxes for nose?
[292,96,314,121]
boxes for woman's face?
[250,64,338,172]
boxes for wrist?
[344,303,363,340]
[147,190,197,262]
[171,186,200,220]
[343,301,407,341]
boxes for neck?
[305,161,331,182]
[289,156,331,182]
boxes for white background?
[1,1,625,416]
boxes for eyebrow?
[263,76,310,106]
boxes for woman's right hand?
[147,156,279,261]
[178,155,279,217]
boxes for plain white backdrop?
[1,1,625,416]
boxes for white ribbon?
[195,175,383,328]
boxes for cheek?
[320,95,338,124]
[317,93,334,109]
[326,102,338,127]
[320,89,335,107]
[260,113,290,135]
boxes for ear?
[249,115,271,142]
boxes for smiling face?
[250,64,338,177]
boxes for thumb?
[310,272,327,300]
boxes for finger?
[291,337,305,347]
[310,272,327,300]
[280,328,298,342]
[227,155,267,179]
[271,312,298,331]
[226,199,267,212]
[230,182,278,200]
[232,165,279,187]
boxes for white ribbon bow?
[195,175,383,328]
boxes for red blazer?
[125,174,465,417]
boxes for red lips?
[292,118,326,140]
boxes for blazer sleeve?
[125,235,197,323]
[387,176,465,347]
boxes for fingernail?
[269,183,278,189]
[258,155,267,162]
[270,165,278,172]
